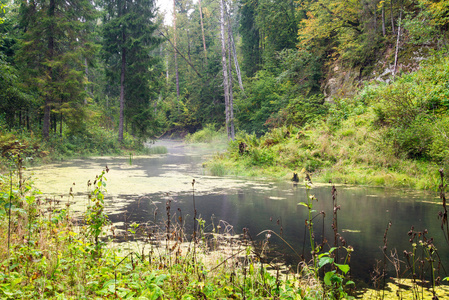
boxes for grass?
[185,124,228,144]
[204,110,442,191]
[201,53,449,191]
[0,124,156,171]
[0,164,328,299]
[3,154,449,299]
[146,145,168,155]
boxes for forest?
[1,0,449,187]
[2,0,449,299]
[0,0,448,178]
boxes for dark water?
[105,141,449,283]
[37,140,449,284]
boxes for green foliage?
[255,0,299,72]
[0,58,33,129]
[275,94,327,128]
[146,145,168,155]
[185,124,226,143]
[236,70,286,135]
[0,162,328,299]
[239,0,261,77]
[17,0,97,138]
[235,48,325,136]
[208,53,449,190]
[102,0,162,141]
[85,170,110,253]
[299,181,354,299]
[411,0,449,43]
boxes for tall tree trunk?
[382,4,386,36]
[226,2,244,93]
[84,58,89,104]
[187,29,191,62]
[198,0,207,65]
[43,0,55,139]
[220,0,231,139]
[118,46,126,142]
[173,0,180,111]
[227,24,235,139]
[393,8,402,79]
[390,0,395,35]
[43,98,51,138]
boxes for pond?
[29,140,449,284]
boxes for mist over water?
[30,140,449,283]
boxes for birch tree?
[220,0,234,139]
[173,0,180,106]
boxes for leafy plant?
[85,169,111,255]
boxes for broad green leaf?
[324,271,335,286]
[335,263,350,274]
[318,256,333,269]
[328,247,338,253]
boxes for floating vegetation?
[361,279,449,299]
[341,229,361,233]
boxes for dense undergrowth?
[203,51,449,191]
[0,161,344,299]
[0,121,154,170]
[3,156,449,298]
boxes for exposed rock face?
[322,46,429,102]
[323,64,362,103]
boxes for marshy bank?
[1,139,443,298]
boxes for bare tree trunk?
[393,9,402,79]
[220,0,231,139]
[84,58,89,104]
[43,98,51,139]
[43,0,55,139]
[187,29,191,62]
[390,0,395,35]
[160,31,203,77]
[198,0,207,65]
[118,46,126,142]
[226,1,244,94]
[382,4,386,36]
[173,0,180,111]
[227,16,235,139]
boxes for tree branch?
[159,31,202,78]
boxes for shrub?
[185,124,226,143]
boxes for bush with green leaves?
[185,124,226,143]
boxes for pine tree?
[102,0,162,141]
[239,0,260,77]
[18,0,96,138]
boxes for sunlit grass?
[146,145,168,154]
[207,110,443,190]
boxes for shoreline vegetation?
[0,125,167,171]
[2,161,449,299]
[196,52,449,192]
[1,50,449,299]
[3,0,449,296]
[0,163,336,299]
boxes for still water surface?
[30,140,449,283]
